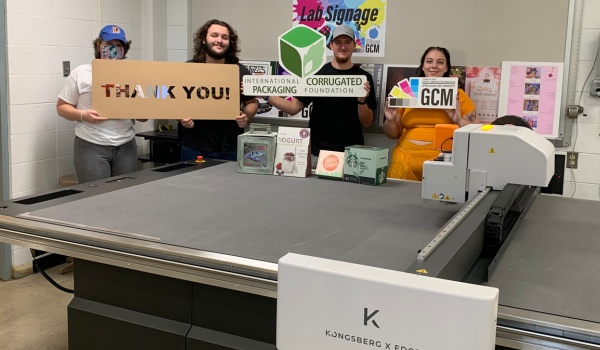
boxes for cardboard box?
[273,127,311,177]
[315,150,345,180]
[237,124,277,175]
[343,146,389,186]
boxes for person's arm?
[358,81,373,127]
[446,92,479,127]
[382,98,403,139]
[240,81,306,116]
[236,98,259,128]
[266,96,305,116]
[56,98,107,123]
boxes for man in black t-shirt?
[263,25,377,167]
[179,19,258,161]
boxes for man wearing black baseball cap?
[56,25,147,183]
[258,24,377,168]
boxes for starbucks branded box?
[343,146,389,186]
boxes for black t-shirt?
[297,63,377,155]
[179,61,255,153]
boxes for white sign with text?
[278,253,498,350]
[389,77,458,109]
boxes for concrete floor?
[0,264,73,350]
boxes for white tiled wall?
[5,0,154,270]
[562,0,600,201]
[167,0,188,62]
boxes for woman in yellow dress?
[383,47,479,181]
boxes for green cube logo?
[279,25,326,78]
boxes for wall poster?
[498,62,563,137]
[293,0,387,58]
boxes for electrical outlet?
[62,61,70,77]
[566,151,578,169]
[592,79,600,96]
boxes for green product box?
[343,145,389,186]
[237,124,277,175]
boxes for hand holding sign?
[82,109,107,123]
[446,94,461,124]
[384,97,400,124]
[180,118,194,129]
[358,81,370,104]
[236,111,248,128]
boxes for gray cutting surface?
[23,162,456,272]
[487,195,600,324]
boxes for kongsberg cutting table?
[0,160,599,349]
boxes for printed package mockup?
[315,150,345,180]
[274,127,311,178]
[237,124,277,175]
[343,146,389,186]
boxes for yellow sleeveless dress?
[387,89,475,181]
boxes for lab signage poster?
[498,62,563,138]
[292,0,387,57]
[466,67,502,123]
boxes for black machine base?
[68,259,276,350]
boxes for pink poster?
[498,62,563,137]
[465,67,502,124]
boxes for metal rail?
[418,188,491,260]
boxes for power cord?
[30,249,74,294]
[440,137,453,153]
[571,44,599,198]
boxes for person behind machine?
[252,25,377,168]
[383,46,479,181]
[491,115,533,130]
[179,19,258,161]
[57,25,147,184]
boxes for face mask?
[101,45,124,60]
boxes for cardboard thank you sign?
[389,77,458,109]
[92,59,240,119]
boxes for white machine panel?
[278,253,499,350]
[422,124,479,202]
[468,126,554,190]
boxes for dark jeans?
[181,146,237,161]
[74,136,138,184]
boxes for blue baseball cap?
[99,25,127,43]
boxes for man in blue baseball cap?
[94,25,131,60]
[56,25,146,183]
